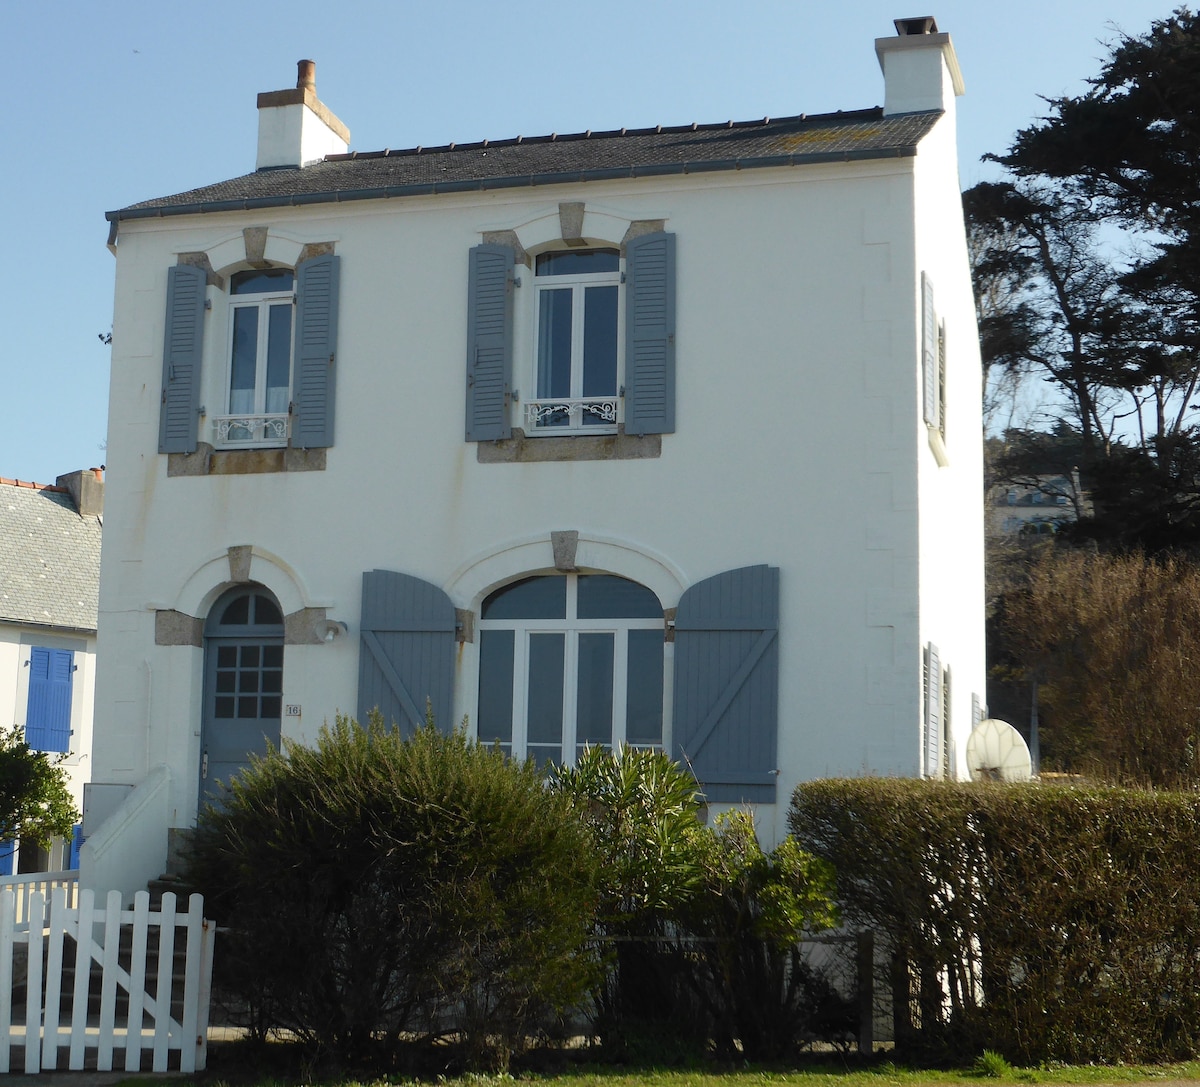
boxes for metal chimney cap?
[894,16,939,35]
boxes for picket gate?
[0,886,215,1074]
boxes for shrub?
[186,714,599,1071]
[789,778,1200,1064]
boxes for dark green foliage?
[0,726,78,847]
[554,748,840,1061]
[185,714,599,1071]
[790,779,1200,1065]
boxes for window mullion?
[570,283,585,402]
[563,628,579,764]
[254,298,270,414]
[513,628,530,762]
[612,630,630,750]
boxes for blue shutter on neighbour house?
[624,232,677,435]
[291,254,341,449]
[158,264,207,454]
[0,841,14,876]
[465,244,516,441]
[673,565,780,803]
[26,647,74,753]
[921,272,939,429]
[358,570,457,735]
[68,825,84,871]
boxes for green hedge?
[789,779,1200,1064]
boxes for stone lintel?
[154,609,203,647]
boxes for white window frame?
[477,574,664,765]
[213,278,295,448]
[524,250,624,436]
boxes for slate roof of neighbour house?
[107,108,941,222]
[0,481,101,632]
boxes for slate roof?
[107,108,941,223]
[0,483,101,632]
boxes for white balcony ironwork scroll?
[524,398,619,433]
[212,414,290,448]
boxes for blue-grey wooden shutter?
[358,570,456,735]
[921,272,939,429]
[291,254,341,449]
[465,244,515,441]
[924,642,942,777]
[673,565,779,803]
[625,231,677,435]
[159,264,206,454]
[26,647,73,753]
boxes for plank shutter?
[26,647,74,753]
[921,272,939,429]
[0,841,13,876]
[673,565,779,803]
[358,570,456,735]
[924,642,942,778]
[291,254,341,449]
[465,244,515,441]
[624,231,677,435]
[158,264,206,454]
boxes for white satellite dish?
[965,718,1033,782]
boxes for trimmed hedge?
[789,779,1200,1065]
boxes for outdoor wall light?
[318,619,349,643]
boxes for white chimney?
[875,17,964,117]
[256,59,350,170]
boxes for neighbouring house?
[988,471,1090,538]
[0,470,103,874]
[86,16,986,896]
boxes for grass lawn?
[120,1049,1200,1087]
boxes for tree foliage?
[0,726,78,848]
[997,547,1200,786]
[969,9,1200,551]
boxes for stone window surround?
[166,228,335,478]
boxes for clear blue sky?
[0,1,1176,486]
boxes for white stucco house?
[85,16,986,895]
[0,470,103,874]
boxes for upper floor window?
[477,573,664,767]
[529,249,620,434]
[218,269,295,447]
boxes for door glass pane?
[255,596,283,626]
[231,269,294,295]
[537,288,573,426]
[240,646,260,668]
[229,307,259,413]
[478,630,515,747]
[582,285,618,420]
[626,629,664,746]
[577,575,662,619]
[265,303,292,414]
[221,596,250,626]
[577,633,614,751]
[482,577,566,620]
[527,633,564,764]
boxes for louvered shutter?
[625,232,677,435]
[465,244,515,441]
[924,642,942,778]
[291,254,341,449]
[68,825,84,871]
[358,570,456,735]
[673,565,779,803]
[921,272,939,429]
[26,647,73,753]
[159,264,206,454]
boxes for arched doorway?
[200,586,284,810]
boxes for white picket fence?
[0,886,216,1074]
[0,872,78,926]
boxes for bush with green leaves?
[185,714,599,1071]
[790,778,1200,1064]
[0,726,78,849]
[553,747,840,1060]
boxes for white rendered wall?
[96,153,983,848]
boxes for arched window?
[201,586,284,809]
[477,573,664,766]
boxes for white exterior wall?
[910,93,988,779]
[0,622,96,857]
[95,149,982,851]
